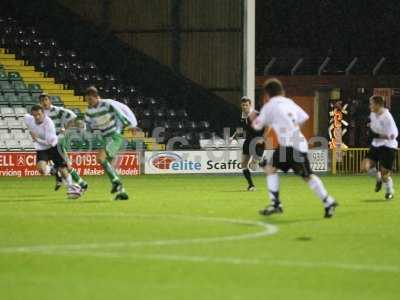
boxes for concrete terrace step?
[1,47,86,112]
[3,65,36,71]
[24,77,55,84]
[0,58,25,66]
[0,53,16,59]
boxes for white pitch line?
[1,212,398,273]
[34,250,400,273]
[0,213,278,254]
[51,251,262,265]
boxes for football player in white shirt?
[361,95,398,200]
[251,78,338,218]
[24,105,82,199]
[39,94,88,192]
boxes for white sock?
[384,177,394,194]
[368,167,382,182]
[44,165,51,175]
[267,174,280,205]
[308,175,333,207]
[65,174,73,187]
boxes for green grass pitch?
[0,174,399,300]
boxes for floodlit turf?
[0,174,399,300]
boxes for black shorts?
[365,146,396,170]
[242,137,265,157]
[36,145,68,169]
[272,146,313,178]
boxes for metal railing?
[331,148,400,175]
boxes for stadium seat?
[28,83,42,93]
[0,120,8,129]
[167,109,177,119]
[13,81,29,92]
[0,140,6,150]
[10,129,24,134]
[154,108,166,119]
[2,116,16,122]
[0,81,14,92]
[18,93,32,104]
[184,121,197,131]
[177,109,188,119]
[12,131,29,140]
[50,95,63,106]
[19,139,34,150]
[14,107,27,116]
[198,121,211,131]
[0,95,8,106]
[139,118,152,133]
[4,93,18,104]
[142,109,152,119]
[5,139,20,150]
[0,106,15,117]
[8,71,22,81]
[200,131,214,140]
[0,72,7,81]
[7,119,25,129]
[0,132,12,140]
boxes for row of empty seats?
[1,106,27,116]
[0,138,34,150]
[0,119,26,129]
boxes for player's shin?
[368,167,382,182]
[383,176,394,194]
[70,168,85,184]
[307,174,334,207]
[60,168,73,187]
[266,173,280,206]
[101,159,120,183]
[243,168,254,187]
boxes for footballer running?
[361,95,398,200]
[250,78,338,218]
[24,105,82,199]
[84,86,133,200]
[39,93,88,192]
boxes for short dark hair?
[85,86,99,97]
[38,93,50,101]
[31,104,44,113]
[241,97,251,104]
[370,95,385,106]
[264,78,284,97]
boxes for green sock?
[101,160,120,183]
[70,169,84,184]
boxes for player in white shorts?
[361,95,398,200]
[24,105,82,199]
[251,78,338,218]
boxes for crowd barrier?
[331,148,400,175]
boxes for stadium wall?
[57,0,243,106]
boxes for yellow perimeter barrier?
[332,148,400,175]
